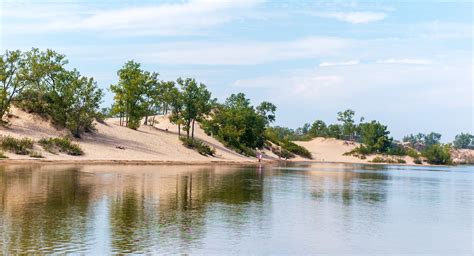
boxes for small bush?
[422,144,452,165]
[180,136,215,156]
[371,156,386,163]
[29,151,44,158]
[281,141,312,159]
[407,148,421,158]
[271,146,295,159]
[413,158,423,164]
[397,158,406,164]
[0,136,34,155]
[0,151,8,159]
[39,137,84,156]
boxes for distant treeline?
[268,110,473,165]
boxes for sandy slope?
[0,107,253,163]
[293,137,419,165]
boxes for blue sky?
[1,0,472,141]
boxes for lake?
[0,163,472,254]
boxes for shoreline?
[0,158,440,167]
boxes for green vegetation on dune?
[38,137,84,156]
[0,136,34,155]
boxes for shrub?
[371,156,386,163]
[397,158,406,164]
[180,136,215,156]
[39,137,84,156]
[0,151,8,159]
[271,146,295,159]
[0,136,34,155]
[413,158,422,164]
[281,141,312,159]
[29,151,44,158]
[422,144,452,165]
[407,148,421,158]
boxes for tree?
[423,144,452,165]
[453,133,474,149]
[256,101,277,126]
[0,50,28,123]
[337,109,356,140]
[61,71,103,137]
[424,132,442,147]
[177,78,212,139]
[167,84,184,136]
[203,93,270,153]
[309,120,328,137]
[327,124,343,139]
[359,120,392,153]
[110,61,147,130]
[141,71,160,125]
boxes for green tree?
[167,83,184,136]
[359,120,392,153]
[110,61,147,130]
[453,133,474,149]
[327,124,343,139]
[203,93,269,154]
[309,120,328,137]
[337,109,355,140]
[256,101,277,126]
[177,78,212,139]
[424,132,442,147]
[0,50,28,123]
[423,144,452,165]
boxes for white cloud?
[319,60,360,67]
[53,37,351,65]
[3,0,263,36]
[376,58,434,65]
[312,12,387,24]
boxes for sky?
[1,0,472,141]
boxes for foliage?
[179,136,215,156]
[327,124,343,139]
[422,144,452,165]
[203,93,269,153]
[13,49,103,137]
[281,141,312,159]
[358,120,392,153]
[0,136,34,155]
[413,158,423,164]
[337,109,356,140]
[110,61,148,130]
[403,132,441,151]
[29,151,44,158]
[309,120,328,137]
[271,146,295,159]
[453,133,474,149]
[0,50,29,123]
[38,137,84,156]
[177,77,213,138]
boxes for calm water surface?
[0,163,472,254]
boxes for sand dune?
[0,108,462,165]
[0,107,253,163]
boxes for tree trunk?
[144,115,148,125]
[178,124,181,136]
[191,120,195,139]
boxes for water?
[0,163,472,254]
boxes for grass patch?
[180,136,215,156]
[29,151,44,158]
[38,137,84,156]
[0,136,34,155]
[0,151,8,159]
[271,146,295,159]
[281,141,312,159]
